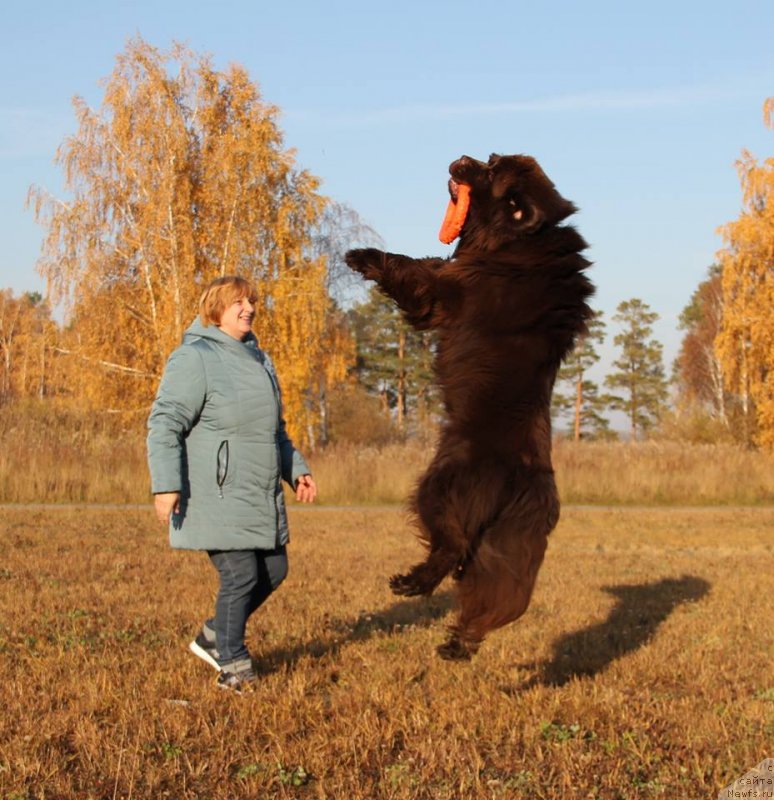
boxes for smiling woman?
[218,296,256,340]
[146,274,318,693]
[198,276,258,339]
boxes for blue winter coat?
[146,319,310,550]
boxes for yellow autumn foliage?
[0,290,61,402]
[28,37,339,446]
[715,98,774,448]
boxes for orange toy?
[438,183,471,244]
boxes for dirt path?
[1,502,771,512]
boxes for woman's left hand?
[295,474,317,503]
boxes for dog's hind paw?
[436,638,474,661]
[389,572,426,597]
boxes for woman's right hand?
[154,492,181,525]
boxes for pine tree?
[552,311,613,440]
[605,299,669,440]
[348,287,438,436]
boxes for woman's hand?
[294,475,317,504]
[154,492,181,525]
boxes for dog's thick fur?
[345,154,594,660]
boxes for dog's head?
[445,153,577,250]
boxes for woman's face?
[218,295,255,340]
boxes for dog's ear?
[494,157,576,232]
[493,172,547,234]
[517,204,545,234]
[506,191,546,234]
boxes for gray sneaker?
[216,659,257,694]
[189,632,220,671]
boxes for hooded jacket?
[146,319,310,550]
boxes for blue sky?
[2,0,772,384]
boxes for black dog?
[346,154,594,659]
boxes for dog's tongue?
[439,182,471,244]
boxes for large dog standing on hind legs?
[346,153,595,661]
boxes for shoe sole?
[216,676,256,694]
[189,639,221,671]
[216,679,243,694]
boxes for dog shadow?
[516,574,711,689]
[255,590,454,675]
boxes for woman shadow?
[517,575,711,689]
[255,590,454,675]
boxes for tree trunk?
[20,341,29,397]
[38,339,46,399]
[397,327,406,432]
[630,385,638,441]
[318,380,328,447]
[574,374,583,442]
[740,337,752,445]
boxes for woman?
[147,275,317,693]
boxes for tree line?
[2,40,771,449]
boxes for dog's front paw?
[389,572,425,597]
[345,248,385,280]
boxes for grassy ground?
[0,506,772,799]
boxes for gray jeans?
[205,546,288,665]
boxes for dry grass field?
[2,402,773,506]
[1,505,772,799]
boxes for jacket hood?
[182,318,259,349]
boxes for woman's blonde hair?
[199,275,258,326]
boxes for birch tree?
[715,98,774,448]
[674,266,729,425]
[306,201,383,447]
[0,290,24,403]
[28,37,330,443]
[0,290,60,403]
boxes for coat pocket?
[216,440,229,498]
